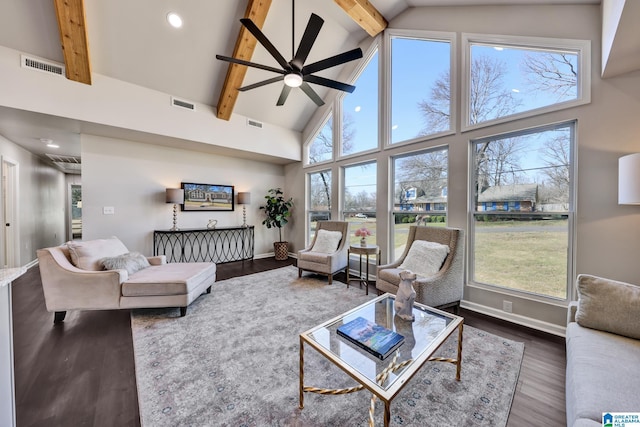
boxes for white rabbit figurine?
[395,270,416,321]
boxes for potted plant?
[259,188,293,260]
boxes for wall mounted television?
[181,182,235,211]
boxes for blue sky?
[327,38,578,200]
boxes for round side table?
[346,244,380,295]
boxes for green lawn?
[313,218,568,299]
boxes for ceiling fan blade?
[276,85,292,106]
[291,13,324,70]
[238,76,284,92]
[304,75,356,93]
[216,55,285,75]
[300,82,325,106]
[240,18,290,70]
[302,48,363,75]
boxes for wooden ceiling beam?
[216,0,272,121]
[334,0,387,37]
[53,0,92,85]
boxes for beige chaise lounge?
[37,237,216,323]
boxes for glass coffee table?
[299,293,463,427]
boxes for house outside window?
[391,147,448,260]
[470,121,575,300]
[342,161,377,246]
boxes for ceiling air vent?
[45,154,81,174]
[171,97,196,111]
[21,54,64,77]
[247,119,263,129]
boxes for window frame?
[337,42,382,161]
[467,120,577,303]
[303,109,334,167]
[306,169,333,245]
[383,29,457,149]
[390,145,449,261]
[461,33,591,132]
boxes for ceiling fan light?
[284,73,303,88]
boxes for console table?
[154,226,254,263]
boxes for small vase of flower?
[355,227,372,247]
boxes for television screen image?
[181,182,235,211]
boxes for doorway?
[70,184,82,240]
[1,158,19,268]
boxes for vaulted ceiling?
[1,0,628,167]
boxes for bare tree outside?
[521,52,578,100]
[308,116,356,210]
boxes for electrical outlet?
[103,206,115,215]
[503,300,513,313]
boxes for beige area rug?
[131,266,524,426]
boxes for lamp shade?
[237,192,251,205]
[619,153,640,205]
[166,188,184,204]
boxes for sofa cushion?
[565,322,640,425]
[67,237,129,271]
[399,240,449,278]
[576,274,640,340]
[101,252,150,276]
[122,262,216,297]
[311,229,342,254]
[298,250,331,265]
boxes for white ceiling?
[0,0,605,168]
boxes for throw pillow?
[311,229,343,254]
[575,274,640,340]
[100,252,151,276]
[67,236,129,271]
[399,240,450,278]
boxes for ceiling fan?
[216,1,363,106]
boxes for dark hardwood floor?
[11,258,566,426]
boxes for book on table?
[337,316,405,360]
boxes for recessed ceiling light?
[167,12,183,28]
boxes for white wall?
[288,4,640,332]
[0,135,66,266]
[81,134,289,256]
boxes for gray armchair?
[297,221,349,284]
[377,226,464,313]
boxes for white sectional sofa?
[565,274,640,427]
[37,237,216,322]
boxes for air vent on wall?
[247,119,263,129]
[21,54,64,76]
[171,97,196,111]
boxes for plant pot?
[273,241,289,261]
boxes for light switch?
[103,206,115,215]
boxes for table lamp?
[619,153,640,205]
[166,188,184,231]
[237,192,251,227]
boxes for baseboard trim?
[461,300,566,337]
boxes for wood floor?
[11,258,566,426]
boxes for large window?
[343,162,377,246]
[307,114,333,164]
[390,31,453,144]
[341,50,379,157]
[462,34,589,130]
[307,170,332,240]
[392,147,448,260]
[470,121,574,299]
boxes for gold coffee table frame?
[299,293,463,427]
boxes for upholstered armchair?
[297,221,349,284]
[377,226,464,313]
